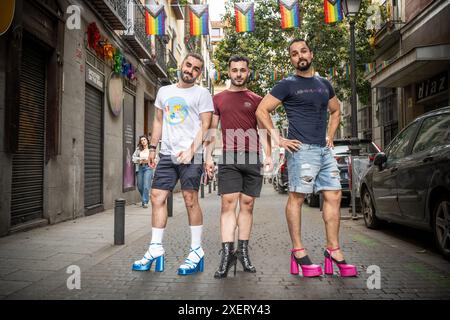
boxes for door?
[371,122,419,219]
[84,84,103,213]
[10,36,46,226]
[398,114,450,222]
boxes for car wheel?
[278,184,286,194]
[362,189,382,229]
[308,193,320,207]
[433,197,450,260]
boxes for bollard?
[114,198,126,245]
[201,183,204,198]
[213,179,216,191]
[208,181,212,193]
[167,192,173,217]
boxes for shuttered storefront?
[84,84,103,213]
[10,39,46,226]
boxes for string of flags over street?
[144,1,348,83]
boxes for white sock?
[151,227,164,245]
[190,225,203,249]
[179,225,204,268]
[135,228,165,265]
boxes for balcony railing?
[122,0,152,59]
[91,0,127,30]
[170,0,185,20]
[148,36,168,78]
[167,49,177,71]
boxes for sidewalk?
[1,184,450,300]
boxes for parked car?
[360,106,450,260]
[272,154,288,194]
[306,139,381,208]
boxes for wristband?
[149,145,157,150]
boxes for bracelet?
[149,145,157,150]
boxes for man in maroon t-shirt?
[205,56,272,278]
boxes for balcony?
[170,0,185,20]
[147,36,168,78]
[167,49,177,71]
[122,0,152,59]
[91,0,127,30]
[373,0,403,50]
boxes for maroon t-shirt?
[213,90,263,153]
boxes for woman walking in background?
[133,134,154,208]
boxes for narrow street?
[1,183,449,300]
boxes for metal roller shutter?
[10,40,46,226]
[84,84,103,211]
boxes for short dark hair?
[183,52,204,68]
[288,38,312,53]
[228,55,250,68]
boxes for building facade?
[367,0,450,148]
[0,0,212,236]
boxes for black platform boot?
[214,242,237,279]
[236,240,256,273]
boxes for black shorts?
[152,153,204,191]
[217,152,263,197]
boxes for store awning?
[371,44,450,88]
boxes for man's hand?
[177,149,194,164]
[204,159,215,179]
[263,156,274,173]
[280,137,301,153]
[326,136,334,149]
[148,150,157,168]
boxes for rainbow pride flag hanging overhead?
[324,0,343,24]
[280,0,301,29]
[189,4,209,36]
[235,2,254,33]
[145,5,166,36]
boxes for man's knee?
[323,190,341,204]
[288,192,306,205]
[151,190,168,207]
[183,191,198,209]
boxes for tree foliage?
[213,0,374,118]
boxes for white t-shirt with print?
[154,84,214,156]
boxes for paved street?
[0,183,449,300]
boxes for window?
[211,28,221,37]
[412,114,450,154]
[386,122,419,162]
[378,87,398,146]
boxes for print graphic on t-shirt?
[164,96,189,126]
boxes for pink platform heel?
[324,247,358,277]
[290,248,323,277]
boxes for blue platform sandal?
[178,246,204,275]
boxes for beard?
[181,71,196,84]
[230,76,248,87]
[296,60,312,72]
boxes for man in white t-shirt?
[132,53,214,275]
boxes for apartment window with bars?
[378,88,398,146]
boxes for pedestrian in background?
[132,134,153,208]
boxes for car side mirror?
[373,152,387,167]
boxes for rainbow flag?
[280,0,301,29]
[145,5,166,36]
[189,4,209,36]
[324,0,343,24]
[235,2,254,33]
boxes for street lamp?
[342,0,362,139]
[342,0,362,219]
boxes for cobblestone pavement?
[1,184,450,300]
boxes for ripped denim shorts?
[285,143,341,194]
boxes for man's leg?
[221,193,240,242]
[132,188,170,270]
[322,190,345,261]
[237,193,255,240]
[286,192,307,258]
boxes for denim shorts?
[286,143,341,194]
